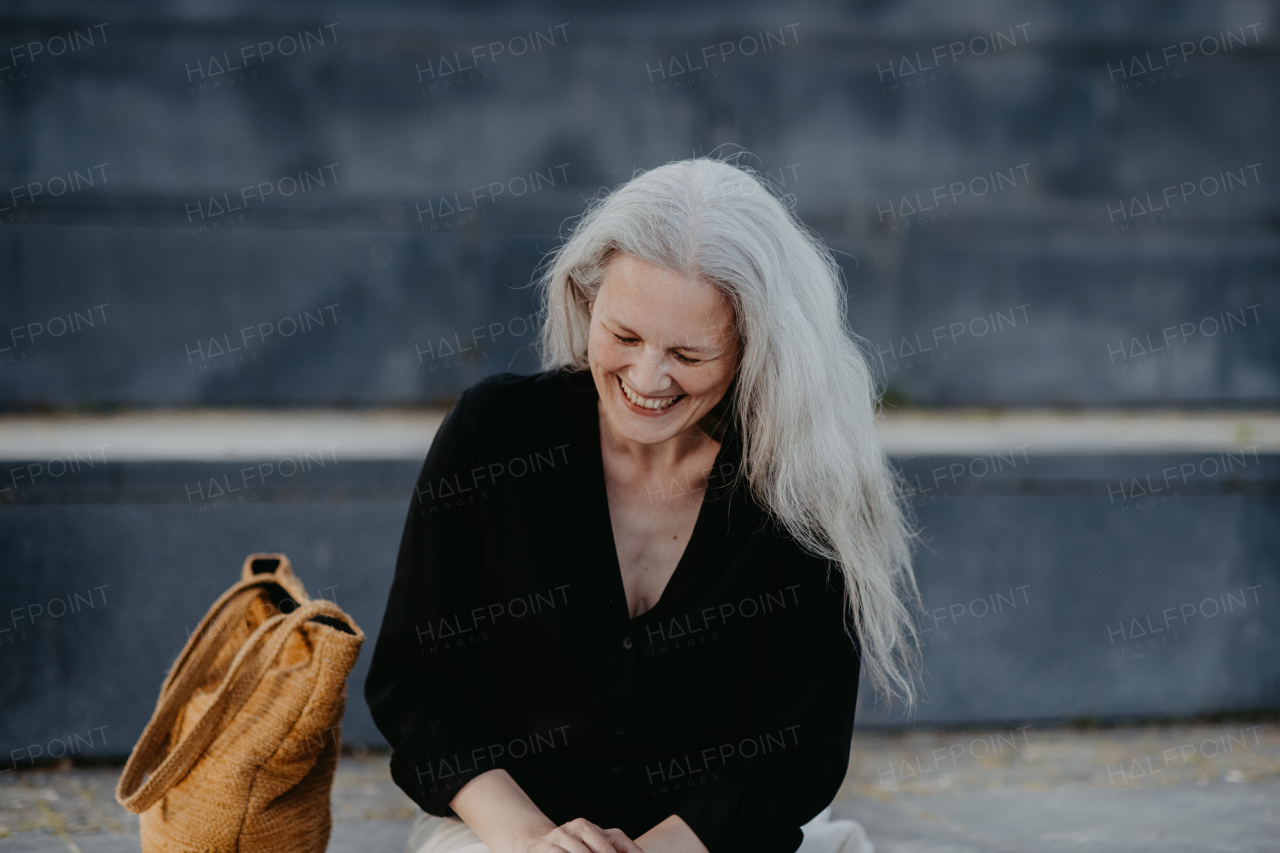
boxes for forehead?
[597,254,736,329]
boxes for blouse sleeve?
[364,386,512,818]
[671,558,862,853]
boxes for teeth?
[619,376,683,410]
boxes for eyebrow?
[607,317,717,355]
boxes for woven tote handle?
[156,574,307,705]
[117,598,351,814]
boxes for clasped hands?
[508,813,708,853]
[510,816,643,852]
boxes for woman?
[366,157,923,853]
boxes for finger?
[604,828,646,853]
[546,826,597,853]
[560,820,619,853]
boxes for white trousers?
[405,805,874,853]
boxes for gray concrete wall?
[1,2,1276,408]
[1,452,1275,759]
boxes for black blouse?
[364,366,862,853]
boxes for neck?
[596,400,719,474]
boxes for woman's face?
[587,252,740,448]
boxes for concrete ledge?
[0,408,1276,461]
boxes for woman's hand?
[446,770,645,853]
[514,817,645,853]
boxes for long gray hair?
[533,156,924,709]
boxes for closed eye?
[613,334,701,365]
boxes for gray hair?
[533,156,924,709]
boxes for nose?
[625,345,676,396]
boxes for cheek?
[590,333,625,367]
[590,331,614,356]
[587,325,606,351]
[683,370,728,397]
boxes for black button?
[622,637,633,649]
[612,763,623,773]
[614,723,625,735]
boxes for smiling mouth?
[618,375,686,411]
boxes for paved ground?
[1,721,1276,852]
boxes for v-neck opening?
[612,443,728,625]
[574,370,742,625]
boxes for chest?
[601,449,718,621]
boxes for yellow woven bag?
[116,553,364,853]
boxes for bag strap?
[116,598,351,813]
[155,572,306,704]
[240,552,309,603]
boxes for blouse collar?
[523,366,762,630]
